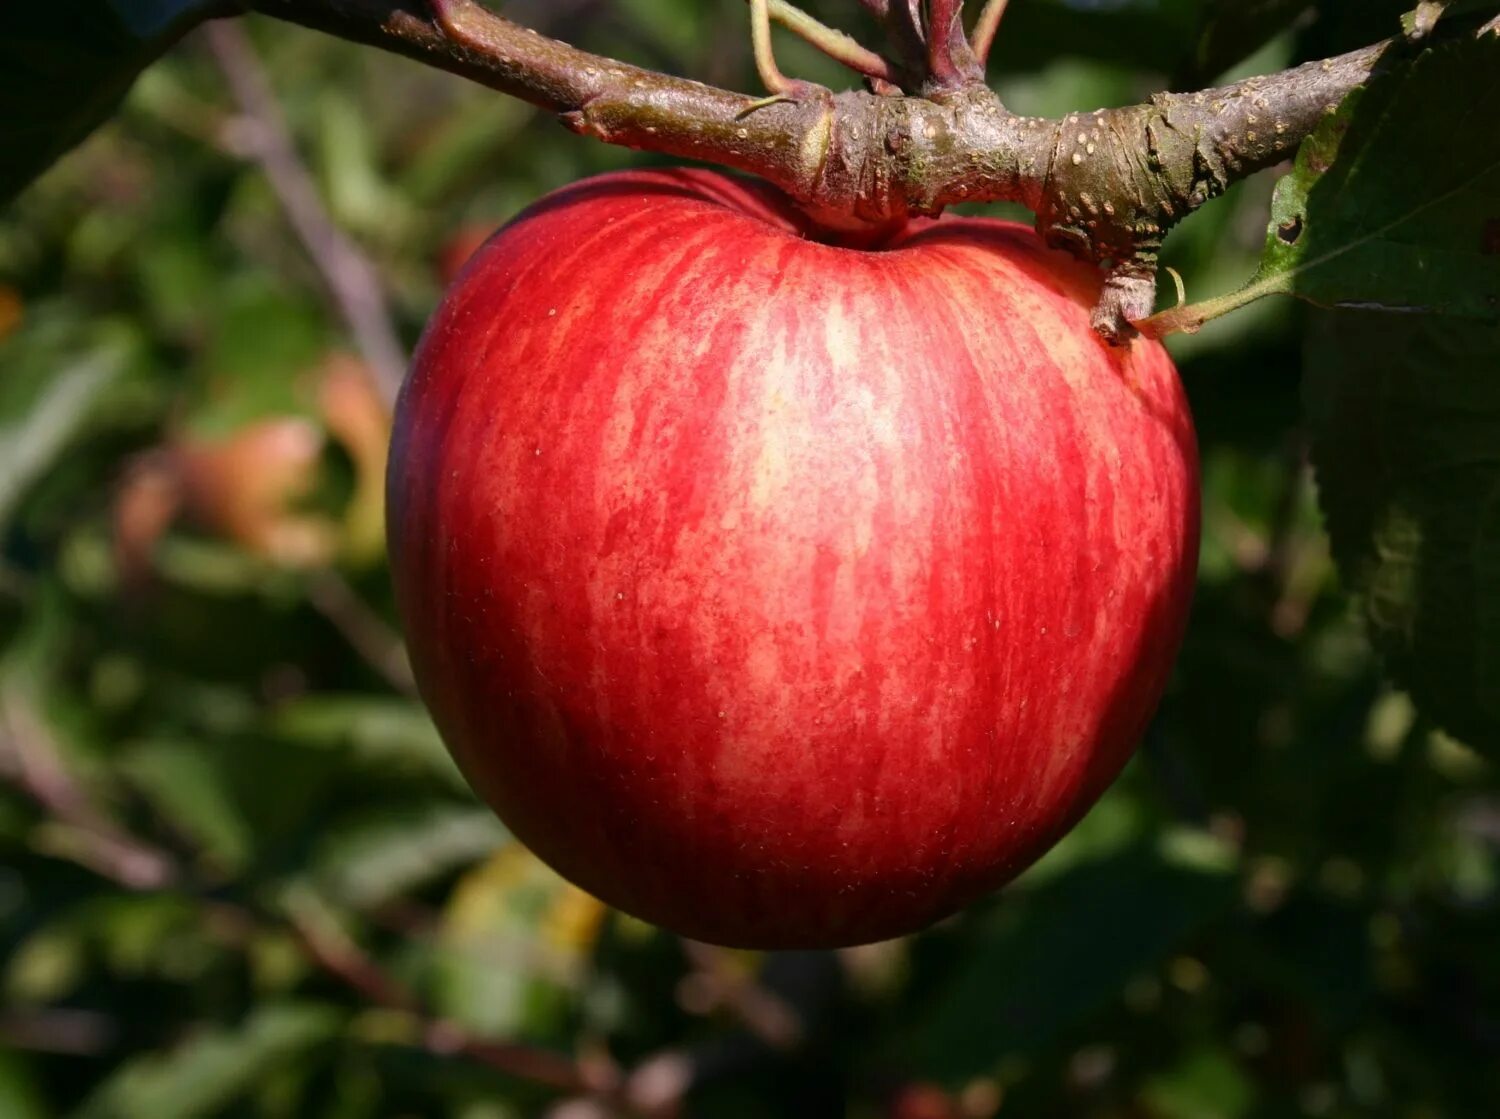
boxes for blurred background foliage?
[3,0,1499,1116]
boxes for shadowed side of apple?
[387,168,1200,949]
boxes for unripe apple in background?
[387,168,1199,949]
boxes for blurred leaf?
[77,1001,343,1119]
[1142,1046,1255,1119]
[304,802,506,910]
[5,927,86,1005]
[1257,894,1376,1027]
[1183,0,1312,85]
[1013,783,1150,887]
[989,0,1204,77]
[0,317,134,534]
[269,695,467,791]
[119,739,254,874]
[1147,33,1500,333]
[1304,310,1500,748]
[0,0,219,204]
[432,845,606,1038]
[316,355,391,566]
[0,1050,49,1119]
[189,279,329,435]
[907,845,1238,1081]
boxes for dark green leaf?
[269,695,468,791]
[302,802,506,910]
[1305,309,1500,748]
[119,739,255,874]
[1255,33,1500,316]
[0,1,222,205]
[0,315,135,535]
[0,1048,50,1119]
[905,843,1237,1081]
[77,1002,343,1119]
[1184,0,1313,85]
[1142,1046,1255,1119]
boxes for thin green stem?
[750,0,797,95]
[972,0,1011,64]
[751,0,897,85]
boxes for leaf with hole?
[1147,31,1500,333]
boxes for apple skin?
[388,168,1199,949]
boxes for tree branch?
[242,0,1413,337]
[204,19,409,403]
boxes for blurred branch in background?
[0,682,610,1098]
[0,684,177,891]
[0,673,820,1114]
[202,20,408,405]
[305,570,416,693]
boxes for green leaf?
[119,739,255,875]
[304,802,507,910]
[0,0,221,204]
[988,0,1203,78]
[77,1002,343,1119]
[1148,31,1500,333]
[0,316,134,535]
[269,695,468,791]
[1184,0,1312,85]
[0,1050,49,1119]
[1141,1046,1255,1119]
[1304,309,1500,748]
[430,846,604,1039]
[905,844,1237,1081]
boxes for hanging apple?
[387,168,1199,948]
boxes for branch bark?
[241,0,1412,338]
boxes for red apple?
[388,168,1199,949]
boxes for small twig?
[678,941,804,1049]
[924,0,981,87]
[0,684,179,889]
[202,21,407,406]
[305,570,417,694]
[745,0,897,85]
[0,693,604,1098]
[749,0,806,97]
[284,892,614,1094]
[971,0,1010,65]
[0,1009,118,1056]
